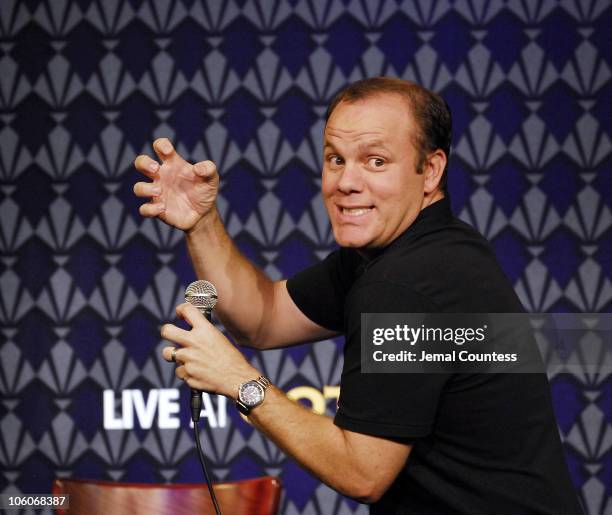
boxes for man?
[133,78,582,513]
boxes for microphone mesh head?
[185,280,218,310]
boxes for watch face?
[239,381,264,407]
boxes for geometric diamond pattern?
[1,1,611,513]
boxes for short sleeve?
[286,248,361,332]
[334,280,451,439]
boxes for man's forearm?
[247,387,378,501]
[185,208,273,346]
[244,386,410,503]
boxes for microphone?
[184,280,223,515]
[184,280,218,422]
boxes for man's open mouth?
[340,206,373,216]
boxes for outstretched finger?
[193,160,217,179]
[139,201,165,218]
[152,137,176,162]
[134,154,159,178]
[133,181,162,198]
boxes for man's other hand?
[133,138,219,231]
[161,303,258,398]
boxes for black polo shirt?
[287,197,582,514]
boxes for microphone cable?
[184,280,223,514]
[193,419,222,515]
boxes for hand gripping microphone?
[184,280,218,423]
[184,280,223,515]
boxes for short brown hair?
[326,77,452,193]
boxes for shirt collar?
[397,196,453,239]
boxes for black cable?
[193,421,223,515]
[186,294,221,513]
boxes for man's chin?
[333,230,371,249]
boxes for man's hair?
[325,77,452,193]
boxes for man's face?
[322,94,428,250]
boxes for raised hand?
[133,138,219,231]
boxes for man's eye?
[330,156,344,166]
[369,157,385,167]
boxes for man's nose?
[336,162,363,193]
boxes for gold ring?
[171,347,177,363]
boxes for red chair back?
[52,476,282,515]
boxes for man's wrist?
[185,207,220,237]
[227,365,262,400]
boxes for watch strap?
[255,375,271,389]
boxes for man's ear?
[422,149,447,195]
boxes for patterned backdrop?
[1,0,611,513]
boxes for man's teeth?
[342,207,372,216]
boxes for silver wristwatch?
[236,376,271,415]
